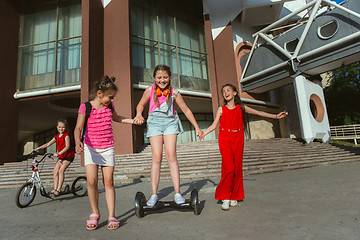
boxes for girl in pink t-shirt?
[74,75,133,230]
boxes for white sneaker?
[230,200,238,207]
[174,193,185,204]
[222,200,230,210]
[147,194,158,207]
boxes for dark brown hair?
[221,83,247,128]
[90,75,117,100]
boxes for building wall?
[0,1,19,164]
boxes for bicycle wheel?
[71,176,87,197]
[15,182,36,208]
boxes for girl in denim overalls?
[134,65,203,206]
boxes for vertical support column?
[204,18,239,137]
[81,0,104,165]
[212,23,239,97]
[104,0,135,154]
[81,0,104,102]
[203,14,219,123]
[0,1,19,164]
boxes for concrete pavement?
[1,161,360,240]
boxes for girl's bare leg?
[101,166,116,219]
[163,134,180,193]
[52,161,61,192]
[56,160,71,192]
[149,135,164,195]
[86,164,99,228]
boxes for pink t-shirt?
[78,103,114,149]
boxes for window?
[317,20,339,40]
[17,1,82,91]
[284,37,299,54]
[130,0,210,92]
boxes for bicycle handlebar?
[28,151,55,163]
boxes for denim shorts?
[146,115,180,138]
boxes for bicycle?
[15,151,87,208]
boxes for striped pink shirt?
[78,103,114,149]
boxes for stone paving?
[1,162,360,240]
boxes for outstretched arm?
[33,138,56,152]
[174,92,203,137]
[200,107,222,140]
[134,87,151,125]
[112,109,134,124]
[244,105,287,119]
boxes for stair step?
[1,139,359,189]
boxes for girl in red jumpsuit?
[201,84,287,210]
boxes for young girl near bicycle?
[34,119,75,197]
[134,64,203,207]
[200,84,287,210]
[74,75,134,230]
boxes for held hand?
[53,152,59,158]
[134,115,145,125]
[75,142,84,154]
[195,128,203,140]
[276,111,288,119]
[198,132,206,141]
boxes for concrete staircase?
[1,138,359,189]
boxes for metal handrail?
[330,124,360,145]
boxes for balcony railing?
[330,124,360,145]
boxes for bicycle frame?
[27,152,54,197]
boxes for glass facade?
[17,2,81,91]
[33,128,57,154]
[130,0,210,93]
[131,0,215,143]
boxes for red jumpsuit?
[215,105,245,201]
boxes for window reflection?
[17,1,81,92]
[131,0,210,92]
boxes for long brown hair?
[153,65,171,106]
[221,83,247,128]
